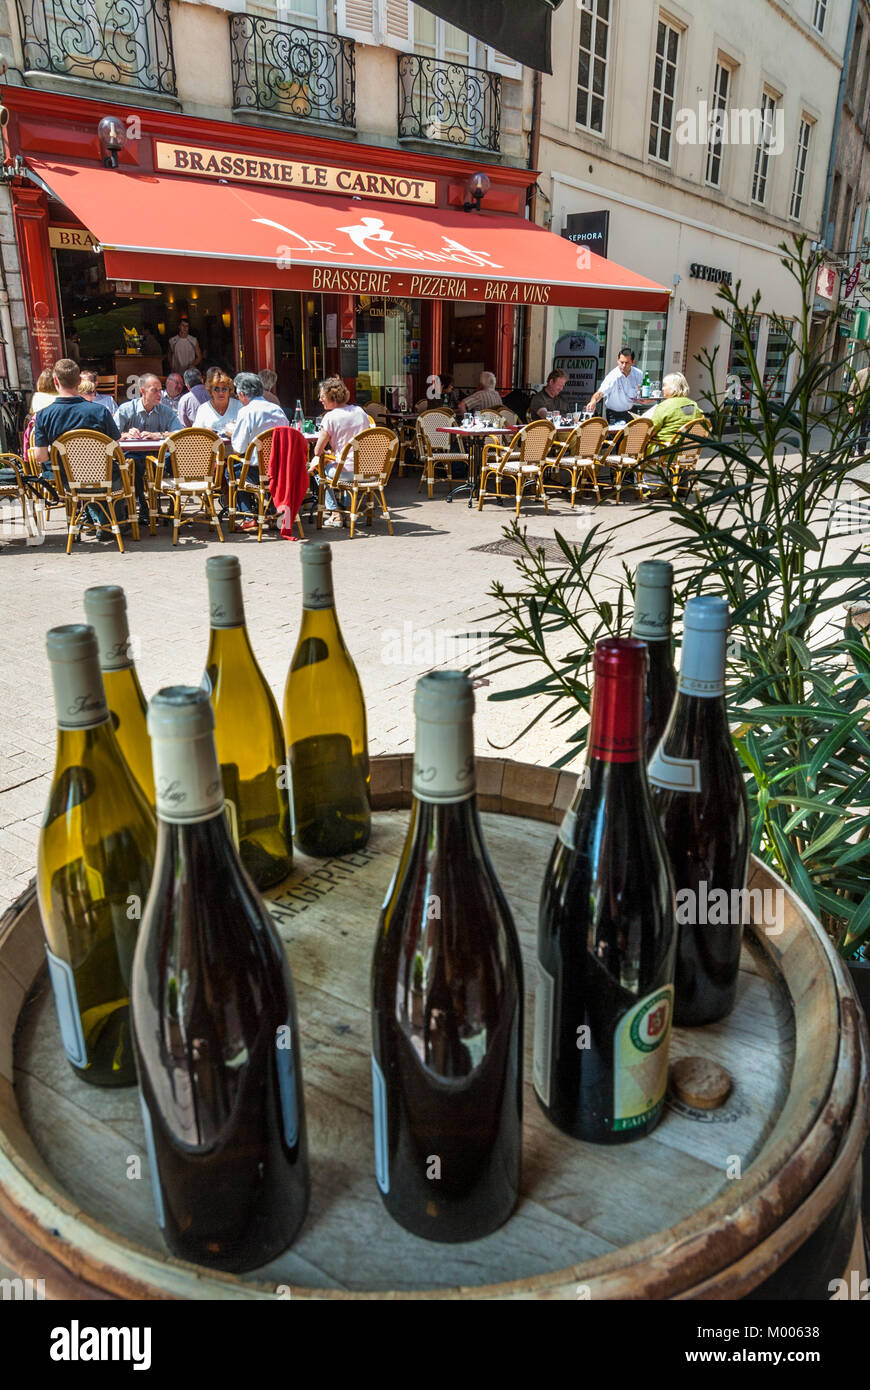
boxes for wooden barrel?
[0,755,867,1301]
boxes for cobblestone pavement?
[1,438,864,916]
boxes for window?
[649,18,680,163]
[576,0,610,134]
[789,118,813,220]
[751,91,778,205]
[413,4,469,64]
[764,321,795,403]
[274,0,324,23]
[705,61,731,187]
[829,171,842,245]
[848,18,863,101]
[622,310,667,381]
[813,0,827,35]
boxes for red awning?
[30,158,670,311]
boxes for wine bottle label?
[613,985,673,1132]
[647,747,702,793]
[138,1094,166,1229]
[44,945,88,1068]
[208,582,245,629]
[276,1026,299,1150]
[412,721,475,804]
[84,590,135,670]
[302,569,335,611]
[371,1055,390,1195]
[532,960,555,1108]
[154,731,225,824]
[679,627,726,697]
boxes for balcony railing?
[230,16,355,128]
[397,54,500,152]
[15,0,176,95]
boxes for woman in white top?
[313,376,371,527]
[192,371,242,433]
[30,369,57,414]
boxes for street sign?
[845,263,862,298]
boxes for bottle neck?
[588,670,645,764]
[152,726,225,826]
[412,712,475,804]
[207,623,255,665]
[679,624,726,698]
[208,574,246,631]
[87,606,134,673]
[301,565,335,613]
[50,652,110,733]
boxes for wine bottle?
[631,560,677,761]
[203,555,293,889]
[371,672,523,1242]
[649,596,750,1026]
[37,625,156,1087]
[83,585,155,807]
[283,542,370,857]
[536,638,676,1143]
[131,687,310,1272]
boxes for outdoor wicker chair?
[478,419,555,517]
[0,452,44,545]
[415,408,466,498]
[152,427,225,546]
[655,416,711,500]
[315,426,398,538]
[544,417,609,504]
[50,430,139,555]
[599,417,656,502]
[226,426,304,541]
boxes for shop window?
[621,310,667,383]
[727,313,761,406]
[355,297,422,411]
[763,320,795,404]
[552,307,608,405]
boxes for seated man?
[32,358,124,540]
[458,370,502,414]
[176,368,209,427]
[312,376,370,529]
[116,373,182,523]
[227,372,289,529]
[529,370,571,419]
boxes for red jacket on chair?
[268,426,310,537]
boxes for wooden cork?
[670,1056,734,1110]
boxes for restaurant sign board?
[49,226,99,251]
[153,142,438,206]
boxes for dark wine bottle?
[631,559,677,761]
[37,625,156,1087]
[536,638,676,1144]
[83,585,155,807]
[204,555,293,889]
[371,672,523,1241]
[648,596,750,1026]
[131,687,309,1272]
[283,542,371,857]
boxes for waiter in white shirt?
[587,347,643,425]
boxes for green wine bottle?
[203,555,293,889]
[283,543,371,857]
[37,625,156,1087]
[83,585,155,807]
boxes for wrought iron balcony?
[230,16,355,128]
[15,0,176,95]
[398,54,500,152]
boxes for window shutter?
[336,0,379,44]
[487,46,523,79]
[379,0,413,50]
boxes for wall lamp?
[463,171,491,213]
[97,115,126,169]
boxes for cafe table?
[440,425,516,507]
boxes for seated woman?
[193,371,242,433]
[30,368,57,415]
[642,373,704,444]
[312,376,371,529]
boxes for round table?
[441,426,516,507]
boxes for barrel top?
[1,756,866,1300]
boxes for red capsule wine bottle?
[631,560,677,761]
[131,687,309,1272]
[648,596,750,1027]
[536,638,676,1144]
[371,672,523,1241]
